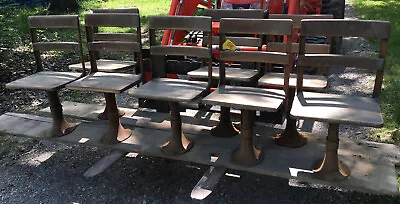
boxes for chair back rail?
[84,13,143,78]
[269,14,333,29]
[219,18,293,91]
[28,15,85,74]
[85,13,140,27]
[204,9,265,21]
[91,8,139,14]
[148,16,213,90]
[297,19,390,97]
[267,42,330,54]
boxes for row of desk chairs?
[6,11,390,181]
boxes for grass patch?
[353,0,400,145]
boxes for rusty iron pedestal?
[274,88,307,148]
[232,110,263,166]
[47,91,78,137]
[161,102,194,155]
[100,93,131,144]
[313,123,350,181]
[97,92,125,120]
[211,106,240,138]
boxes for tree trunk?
[49,0,79,14]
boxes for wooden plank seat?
[290,19,390,181]
[187,9,265,83]
[67,13,144,144]
[259,72,327,90]
[188,66,258,82]
[128,16,213,156]
[69,59,136,72]
[203,18,293,167]
[5,15,86,138]
[68,8,139,72]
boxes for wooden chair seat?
[291,91,383,127]
[6,71,81,91]
[259,73,327,90]
[66,72,140,94]
[69,59,136,72]
[188,66,259,82]
[128,78,208,103]
[202,86,286,112]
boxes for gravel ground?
[0,1,399,203]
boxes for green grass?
[352,0,400,145]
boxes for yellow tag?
[222,39,237,51]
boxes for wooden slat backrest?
[28,15,85,74]
[29,15,79,28]
[85,13,140,27]
[203,36,262,47]
[269,14,333,29]
[148,15,213,89]
[91,8,139,42]
[91,8,139,14]
[204,9,265,21]
[219,18,293,91]
[84,13,143,75]
[219,18,292,35]
[297,19,390,97]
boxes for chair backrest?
[148,15,213,89]
[268,14,333,54]
[91,8,139,14]
[219,18,293,90]
[28,15,85,74]
[84,13,143,78]
[297,19,390,97]
[203,9,265,47]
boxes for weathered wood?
[191,166,226,200]
[149,16,212,31]
[6,71,81,91]
[300,19,390,39]
[84,13,140,27]
[219,19,292,35]
[29,15,79,28]
[187,66,258,82]
[128,78,208,103]
[66,72,141,94]
[87,41,141,52]
[269,14,333,29]
[220,51,289,64]
[151,46,211,58]
[0,111,398,195]
[202,86,285,112]
[32,42,81,51]
[291,92,384,127]
[204,9,264,21]
[259,73,327,90]
[93,33,138,42]
[69,59,136,72]
[91,8,139,14]
[84,150,126,177]
[297,54,385,71]
[267,42,330,54]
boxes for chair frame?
[146,15,213,155]
[294,19,390,180]
[25,15,85,137]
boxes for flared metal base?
[97,108,125,120]
[274,118,307,148]
[211,107,239,138]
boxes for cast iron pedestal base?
[211,107,239,138]
[47,91,78,137]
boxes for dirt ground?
[0,1,399,203]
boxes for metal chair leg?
[274,88,307,148]
[100,93,131,144]
[161,102,194,155]
[231,110,263,166]
[97,93,125,120]
[211,106,239,138]
[47,91,78,137]
[313,123,350,181]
